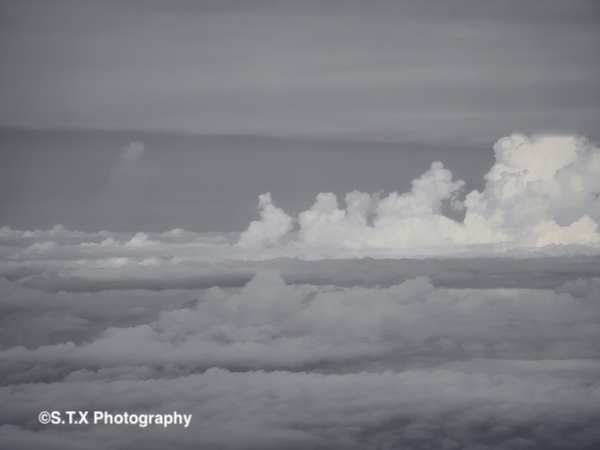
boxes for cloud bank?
[240,134,600,250]
[4,271,599,373]
[1,270,599,449]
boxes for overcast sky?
[2,3,600,448]
[1,0,599,142]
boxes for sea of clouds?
[1,134,599,449]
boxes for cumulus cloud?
[462,134,600,246]
[240,134,600,250]
[238,193,293,248]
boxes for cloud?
[109,142,145,181]
[463,134,600,246]
[1,223,599,448]
[2,224,599,295]
[3,271,599,378]
[1,270,599,448]
[238,193,293,248]
[100,142,146,201]
[239,134,600,250]
[2,364,600,450]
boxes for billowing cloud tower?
[240,134,600,250]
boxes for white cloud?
[462,134,600,246]
[239,134,600,251]
[238,193,293,248]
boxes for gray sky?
[1,0,599,232]
[0,129,493,231]
[1,0,599,142]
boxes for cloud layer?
[2,0,599,142]
[4,271,600,373]
[1,269,599,449]
[1,230,599,448]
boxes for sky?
[1,1,600,449]
[0,0,599,142]
[1,0,599,232]
[0,128,496,231]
